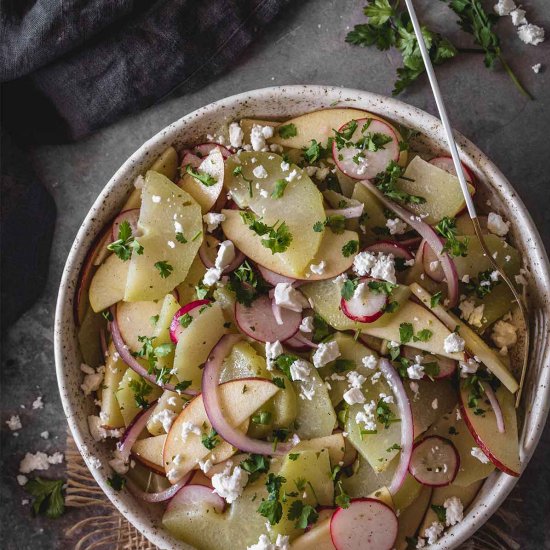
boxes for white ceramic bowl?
[55,85,550,549]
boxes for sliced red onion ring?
[126,472,192,503]
[202,334,293,456]
[378,358,413,495]
[192,143,232,159]
[482,382,505,434]
[365,240,413,261]
[360,180,459,307]
[198,237,245,273]
[118,405,156,462]
[422,239,446,282]
[257,264,296,286]
[325,204,364,219]
[109,307,196,395]
[288,331,318,349]
[111,209,140,242]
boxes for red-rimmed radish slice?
[365,240,414,261]
[235,294,301,343]
[126,472,192,503]
[332,118,400,180]
[202,334,293,455]
[180,152,202,170]
[397,235,422,249]
[401,346,457,380]
[378,358,413,494]
[198,235,245,273]
[429,156,475,184]
[110,308,191,394]
[360,180,459,307]
[341,277,388,323]
[111,208,140,241]
[166,483,226,514]
[409,435,460,487]
[284,331,318,350]
[330,498,398,550]
[325,204,364,219]
[422,239,446,282]
[169,300,211,344]
[192,143,232,159]
[481,382,505,434]
[256,264,296,286]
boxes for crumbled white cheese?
[247,533,290,550]
[19,451,64,474]
[280,161,290,172]
[343,387,365,405]
[6,415,22,431]
[353,251,396,283]
[198,457,213,473]
[215,240,235,270]
[355,400,377,432]
[80,364,105,396]
[409,381,420,401]
[299,316,314,333]
[203,212,226,232]
[491,320,518,351]
[203,267,223,287]
[459,357,480,377]
[88,415,124,441]
[40,431,50,439]
[386,218,408,235]
[273,283,309,313]
[167,396,177,407]
[109,451,129,475]
[416,536,426,548]
[181,421,202,442]
[312,340,340,369]
[289,359,312,383]
[265,341,283,370]
[461,274,470,284]
[347,371,366,389]
[211,462,249,503]
[17,474,28,486]
[510,7,527,25]
[151,195,161,204]
[229,122,244,149]
[487,212,510,236]
[517,23,545,45]
[250,125,274,151]
[493,0,516,16]
[444,496,464,526]
[471,446,490,464]
[309,260,326,275]
[253,165,268,179]
[424,522,444,545]
[407,360,425,380]
[32,396,44,410]
[285,169,300,182]
[362,355,378,370]
[150,408,177,433]
[444,332,465,354]
[459,299,485,328]
[532,63,542,73]
[431,398,438,410]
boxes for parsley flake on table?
[25,477,65,518]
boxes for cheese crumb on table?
[517,23,545,46]
[6,415,22,431]
[532,63,542,73]
[493,0,516,16]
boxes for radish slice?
[409,435,460,487]
[397,235,422,249]
[256,264,296,286]
[110,308,194,394]
[360,180,459,307]
[429,156,475,184]
[365,241,413,261]
[481,382,506,434]
[166,483,226,513]
[202,334,293,455]
[378,358,413,495]
[325,204,364,219]
[180,152,202,170]
[118,404,156,462]
[192,143,232,159]
[126,472,192,503]
[235,295,301,343]
[169,300,211,344]
[285,331,318,349]
[341,277,388,323]
[401,346,457,380]
[111,209,140,242]
[332,118,400,180]
[271,299,285,326]
[330,498,398,550]
[198,236,245,273]
[283,334,312,352]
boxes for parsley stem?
[498,55,533,101]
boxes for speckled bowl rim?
[55,85,550,550]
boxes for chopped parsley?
[341,278,359,300]
[313,215,346,235]
[134,335,175,384]
[303,139,329,163]
[288,500,319,529]
[252,411,272,425]
[399,322,433,343]
[278,123,297,139]
[174,380,192,393]
[107,473,126,491]
[154,260,174,278]
[179,313,193,328]
[176,232,187,244]
[271,179,288,199]
[312,313,331,343]
[240,454,270,483]
[228,260,269,306]
[272,377,286,389]
[288,453,300,461]
[435,217,468,257]
[240,211,293,254]
[374,161,425,204]
[272,353,299,379]
[107,220,143,261]
[431,504,447,523]
[464,269,501,298]
[128,377,153,408]
[233,165,254,197]
[25,477,65,518]
[376,399,397,429]
[342,239,359,258]
[335,480,351,508]
[430,290,443,308]
[257,473,286,525]
[201,428,220,450]
[186,164,217,186]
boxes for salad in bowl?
[74,106,527,550]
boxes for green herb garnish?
[154,260,174,278]
[25,477,65,518]
[107,220,143,261]
[278,123,298,139]
[186,164,217,186]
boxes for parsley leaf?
[174,380,192,393]
[228,260,269,306]
[25,477,65,518]
[278,123,297,139]
[201,428,220,450]
[272,377,286,389]
[303,139,328,163]
[312,314,331,343]
[240,454,270,483]
[399,322,414,343]
[107,473,126,491]
[128,377,153,409]
[431,504,447,523]
[341,278,360,301]
[186,164,217,186]
[258,474,286,525]
[374,161,425,204]
[415,329,433,342]
[176,232,187,244]
[273,353,299,379]
[335,480,351,509]
[154,260,174,278]
[240,212,292,254]
[342,239,359,258]
[272,179,288,199]
[287,500,319,529]
[107,220,144,261]
[435,216,469,257]
[179,313,193,328]
[430,290,443,308]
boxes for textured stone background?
[1,0,549,548]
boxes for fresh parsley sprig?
[25,477,65,518]
[107,220,143,261]
[186,164,217,186]
[374,161,425,204]
[435,216,468,257]
[240,211,292,254]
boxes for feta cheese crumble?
[343,387,365,405]
[386,218,408,235]
[487,212,510,236]
[443,332,465,354]
[247,533,290,550]
[150,408,177,433]
[353,251,396,283]
[309,260,326,275]
[253,165,268,179]
[203,212,226,232]
[459,357,480,377]
[491,319,518,352]
[211,462,249,503]
[6,415,22,431]
[19,451,64,474]
[312,340,340,369]
[517,23,545,45]
[299,316,314,333]
[80,364,105,396]
[347,371,366,388]
[471,446,490,464]
[228,122,244,149]
[444,496,464,526]
[181,421,202,441]
[493,0,516,16]
[250,125,274,151]
[424,522,444,545]
[273,283,309,312]
[510,7,526,25]
[265,340,283,370]
[532,63,542,73]
[32,396,44,410]
[356,400,377,432]
[362,355,378,370]
[215,240,236,270]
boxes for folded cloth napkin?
[1,0,289,327]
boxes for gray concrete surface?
[1,0,549,548]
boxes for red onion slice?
[117,405,156,462]
[180,152,202,170]
[202,334,293,456]
[365,240,414,261]
[378,358,413,495]
[111,209,140,242]
[109,307,196,396]
[482,382,506,434]
[126,472,192,503]
[256,264,296,286]
[325,204,364,219]
[360,180,459,307]
[169,300,211,344]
